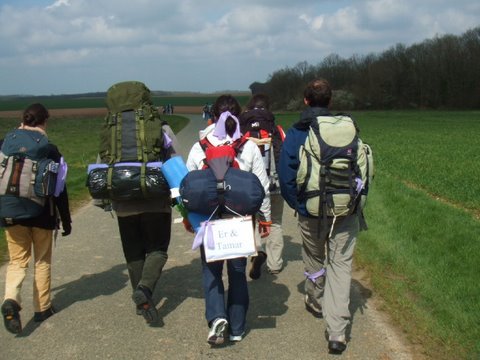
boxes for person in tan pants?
[1,103,72,334]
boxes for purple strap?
[54,157,68,197]
[163,132,173,148]
[192,222,206,250]
[213,111,241,141]
[355,177,363,193]
[304,268,326,282]
[192,220,216,250]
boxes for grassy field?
[275,110,480,360]
[0,94,251,111]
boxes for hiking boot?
[267,267,282,275]
[1,299,22,334]
[132,285,159,324]
[304,294,322,318]
[328,334,347,354]
[34,306,56,322]
[229,331,245,342]
[207,318,228,345]
[249,251,267,280]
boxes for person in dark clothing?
[1,103,72,334]
[111,124,180,326]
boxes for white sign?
[203,216,257,263]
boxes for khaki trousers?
[4,225,53,312]
[254,194,285,271]
[298,214,358,338]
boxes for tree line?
[250,27,480,111]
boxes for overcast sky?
[0,0,478,96]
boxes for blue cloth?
[278,107,331,217]
[200,247,249,336]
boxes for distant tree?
[258,26,480,110]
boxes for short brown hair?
[304,79,332,107]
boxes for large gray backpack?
[296,114,374,221]
[0,129,58,222]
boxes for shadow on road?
[152,255,291,334]
[17,264,129,337]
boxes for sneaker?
[249,251,267,280]
[328,334,347,354]
[34,306,56,322]
[304,294,322,318]
[207,318,228,345]
[132,285,159,324]
[1,299,22,334]
[229,331,245,342]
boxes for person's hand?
[258,221,272,238]
[61,222,72,237]
[183,218,194,233]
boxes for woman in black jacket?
[1,103,72,334]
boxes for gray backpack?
[296,115,374,219]
[0,129,58,222]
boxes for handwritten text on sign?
[204,216,256,262]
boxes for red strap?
[277,124,286,141]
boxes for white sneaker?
[207,318,228,345]
[229,332,245,342]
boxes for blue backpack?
[0,129,58,223]
[180,137,265,217]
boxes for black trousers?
[117,212,171,263]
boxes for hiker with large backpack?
[92,81,178,325]
[184,94,271,345]
[278,79,374,355]
[0,103,72,334]
[239,94,286,278]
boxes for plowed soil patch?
[0,106,203,118]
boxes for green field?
[1,110,479,359]
[275,110,480,360]
[0,94,251,111]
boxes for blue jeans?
[200,247,249,336]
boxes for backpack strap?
[199,138,213,168]
[199,137,212,153]
[231,136,249,156]
[112,113,122,163]
[140,163,148,198]
[136,109,146,162]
